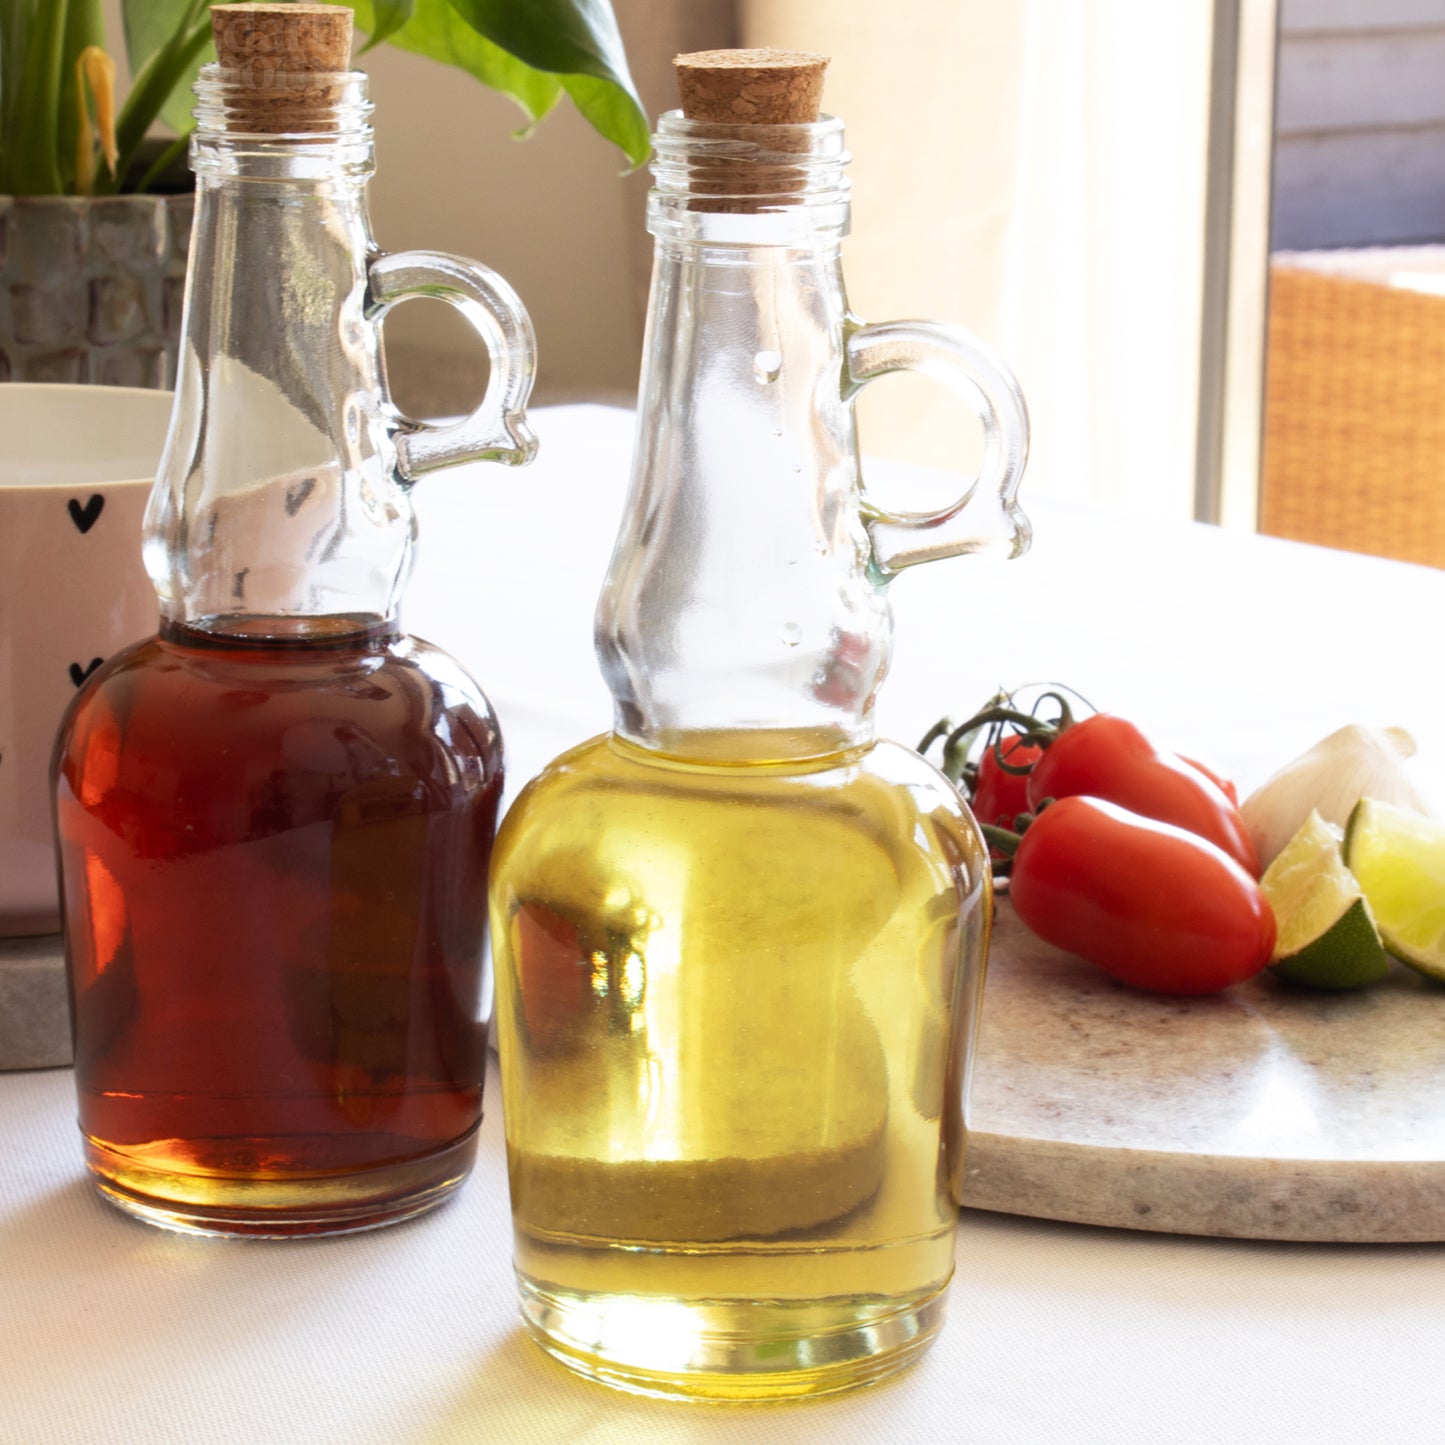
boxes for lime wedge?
[1344,798,1445,981]
[1260,809,1390,989]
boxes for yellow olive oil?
[490,730,990,1399]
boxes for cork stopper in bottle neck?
[673,49,827,125]
[667,48,834,214]
[209,4,356,133]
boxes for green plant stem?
[103,12,210,194]
[917,717,954,755]
[980,823,1023,857]
[7,0,70,193]
[131,131,191,195]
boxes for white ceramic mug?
[0,384,173,936]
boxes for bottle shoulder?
[495,732,981,867]
[55,627,501,781]
[508,731,964,796]
[85,626,487,696]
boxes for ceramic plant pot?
[0,194,194,388]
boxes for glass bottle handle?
[366,249,539,479]
[846,319,1031,574]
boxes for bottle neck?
[144,70,410,638]
[596,115,891,761]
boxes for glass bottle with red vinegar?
[52,4,536,1237]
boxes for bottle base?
[516,1273,950,1402]
[81,1125,480,1239]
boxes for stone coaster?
[0,933,71,1070]
[965,905,1445,1243]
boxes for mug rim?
[0,382,173,489]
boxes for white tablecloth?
[4,405,1443,1444]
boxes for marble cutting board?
[0,933,70,1070]
[965,904,1445,1243]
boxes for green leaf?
[334,0,647,166]
[445,0,635,85]
[108,13,210,191]
[121,0,211,137]
[554,68,649,173]
[345,0,562,128]
[443,0,648,165]
[359,0,416,54]
[0,0,38,191]
[5,0,69,193]
[121,0,199,75]
[154,31,213,137]
[0,0,36,112]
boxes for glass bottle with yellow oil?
[489,48,1030,1400]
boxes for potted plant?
[0,0,647,386]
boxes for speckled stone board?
[0,932,70,1070]
[964,905,1445,1243]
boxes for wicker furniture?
[1261,248,1445,570]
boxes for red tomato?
[1179,753,1239,806]
[1008,796,1276,995]
[1025,714,1260,876]
[971,732,1043,833]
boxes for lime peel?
[1344,797,1445,981]
[1260,809,1390,990]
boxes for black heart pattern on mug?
[70,658,104,688]
[68,494,106,533]
[284,476,315,516]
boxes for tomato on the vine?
[1024,714,1259,877]
[970,732,1043,835]
[1006,796,1275,995]
[1178,753,1239,806]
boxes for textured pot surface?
[0,194,193,388]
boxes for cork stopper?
[673,49,827,125]
[210,4,355,132]
[669,48,830,212]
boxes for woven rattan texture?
[1261,263,1445,570]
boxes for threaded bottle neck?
[647,111,850,245]
[190,64,374,181]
